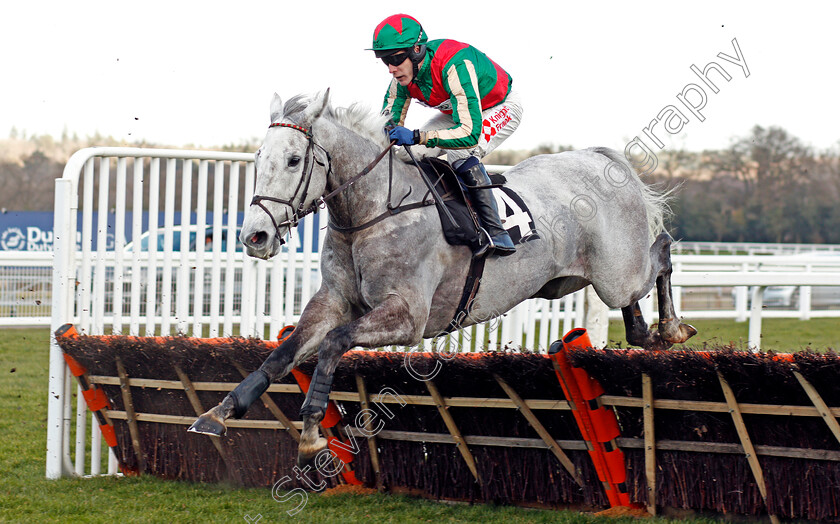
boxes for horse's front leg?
[189,290,350,437]
[297,293,422,467]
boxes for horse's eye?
[288,155,301,168]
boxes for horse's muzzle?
[241,228,283,260]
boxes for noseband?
[249,123,331,244]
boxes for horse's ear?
[302,88,330,126]
[270,93,283,123]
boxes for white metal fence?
[673,240,840,255]
[0,251,52,325]
[9,252,839,329]
[39,147,840,479]
[47,147,258,479]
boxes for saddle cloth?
[420,157,540,251]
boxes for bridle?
[248,122,413,244]
[249,123,329,244]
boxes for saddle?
[419,157,540,251]
[417,157,540,333]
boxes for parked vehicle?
[762,285,840,308]
[121,225,319,319]
[125,225,243,253]
[741,252,840,308]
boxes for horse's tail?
[589,147,671,242]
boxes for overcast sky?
[2,0,838,154]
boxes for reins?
[327,146,435,234]
[249,122,437,240]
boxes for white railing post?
[240,162,256,337]
[583,286,609,349]
[144,158,161,336]
[160,159,177,335]
[549,296,562,343]
[193,160,209,337]
[672,261,683,314]
[735,262,749,322]
[129,158,145,336]
[639,290,655,322]
[74,385,86,475]
[283,235,298,328]
[47,177,74,479]
[113,158,127,334]
[208,161,226,338]
[573,289,585,328]
[562,293,574,335]
[176,160,193,334]
[93,157,110,335]
[748,285,765,352]
[223,162,240,337]
[509,303,524,349]
[799,263,812,321]
[524,299,537,350]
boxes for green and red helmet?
[369,14,427,58]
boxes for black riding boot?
[455,157,516,257]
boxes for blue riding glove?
[388,126,418,146]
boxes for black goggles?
[380,52,409,67]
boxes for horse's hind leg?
[622,233,696,350]
[652,234,697,345]
[622,301,669,350]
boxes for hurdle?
[54,324,840,520]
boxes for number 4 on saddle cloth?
[419,157,540,253]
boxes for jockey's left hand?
[388,126,418,146]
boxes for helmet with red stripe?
[369,14,427,59]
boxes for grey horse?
[189,90,696,467]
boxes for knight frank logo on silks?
[482,105,512,142]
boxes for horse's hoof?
[682,323,698,340]
[646,337,673,351]
[634,330,673,351]
[659,320,698,345]
[296,437,328,468]
[296,452,315,470]
[628,329,671,351]
[188,412,226,437]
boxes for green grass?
[607,317,839,352]
[3,323,834,523]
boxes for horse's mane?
[283,93,391,148]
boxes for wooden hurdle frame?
[54,323,840,520]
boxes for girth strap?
[446,254,488,334]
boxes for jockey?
[369,13,523,257]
